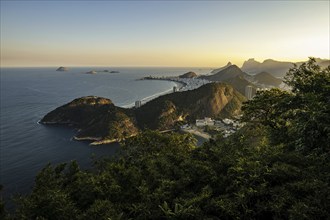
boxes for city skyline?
[1,1,329,67]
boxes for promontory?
[41,83,246,145]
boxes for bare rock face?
[56,67,68,71]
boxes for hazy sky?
[1,1,329,67]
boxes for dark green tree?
[242,58,330,154]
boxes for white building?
[135,100,142,108]
[196,117,214,127]
[223,118,234,125]
[245,85,253,100]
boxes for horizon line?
[1,57,328,69]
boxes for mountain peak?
[211,62,233,74]
[202,64,245,83]
[226,64,240,70]
[263,59,276,63]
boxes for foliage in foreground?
[3,58,330,219]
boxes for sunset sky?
[1,1,329,67]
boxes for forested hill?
[40,96,139,144]
[40,82,245,144]
[135,82,245,129]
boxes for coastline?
[121,80,184,108]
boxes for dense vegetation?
[1,58,329,219]
[40,96,139,143]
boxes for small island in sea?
[86,70,97,74]
[85,70,119,74]
[56,66,69,71]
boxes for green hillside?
[254,71,283,87]
[135,82,246,129]
[41,96,139,143]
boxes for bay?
[0,67,211,206]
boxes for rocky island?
[179,71,197,78]
[56,66,68,71]
[102,70,120,73]
[86,70,97,74]
[41,83,246,145]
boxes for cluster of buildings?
[183,117,243,138]
[135,76,211,108]
[196,117,214,126]
[168,77,211,91]
[142,76,211,92]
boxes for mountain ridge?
[201,65,246,81]
[241,58,330,77]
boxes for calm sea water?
[0,67,211,206]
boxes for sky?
[0,0,329,67]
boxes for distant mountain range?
[253,71,283,87]
[200,65,255,95]
[241,58,330,78]
[205,58,329,95]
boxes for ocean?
[0,67,211,207]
